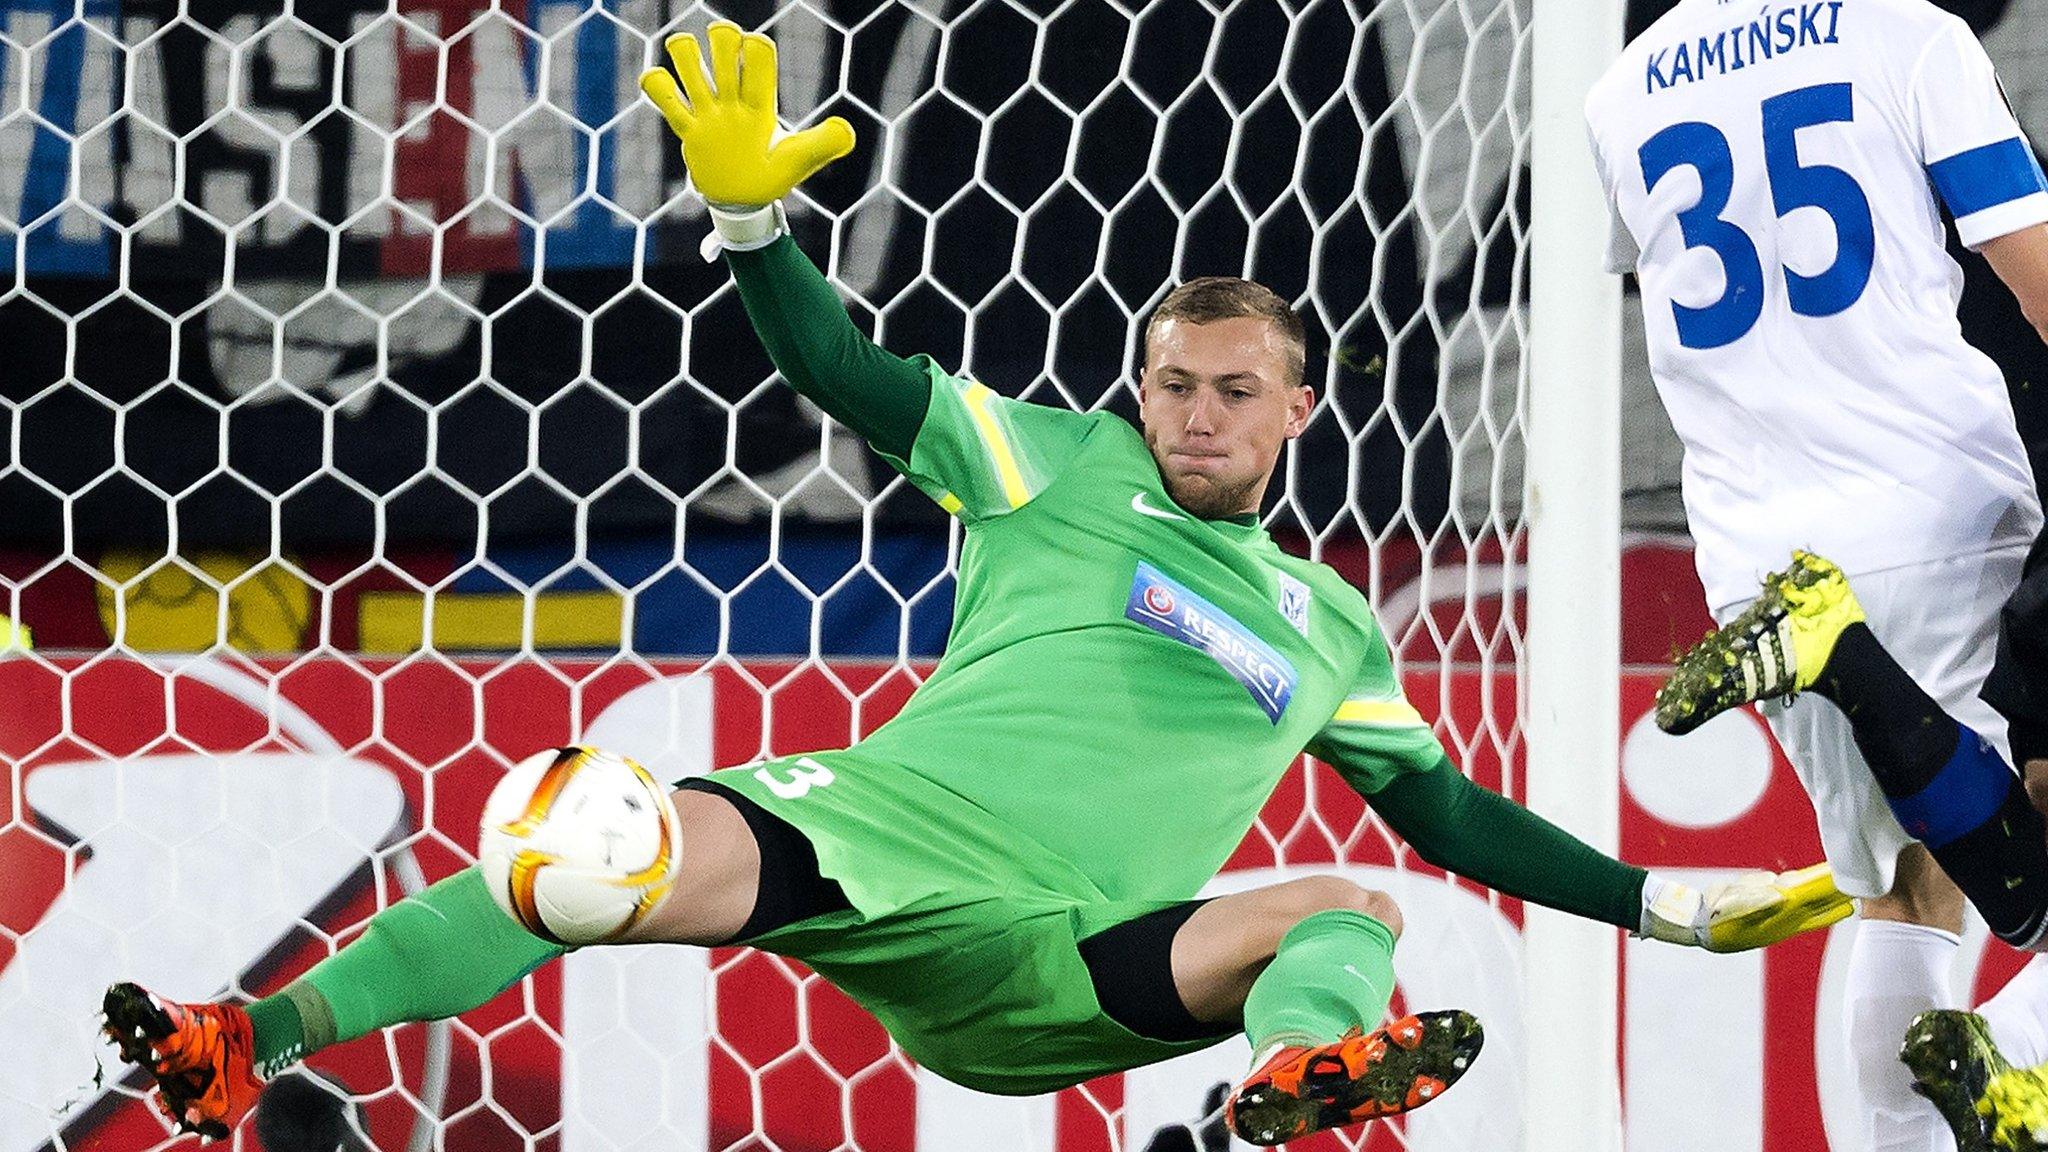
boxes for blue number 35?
[1637,82,1876,349]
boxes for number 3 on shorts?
[754,756,837,799]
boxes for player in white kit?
[1586,1,2048,1147]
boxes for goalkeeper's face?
[1139,317,1314,519]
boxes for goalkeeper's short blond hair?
[1145,278,1306,388]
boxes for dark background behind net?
[0,0,1475,552]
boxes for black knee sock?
[1811,623,2048,945]
[1809,624,1958,796]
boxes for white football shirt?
[1585,0,2048,612]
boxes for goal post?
[1526,2,1627,1151]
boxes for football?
[477,746,682,945]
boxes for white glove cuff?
[1639,873,1706,946]
[699,201,789,261]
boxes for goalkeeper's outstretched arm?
[1364,757,1852,952]
[725,238,931,461]
[641,22,930,461]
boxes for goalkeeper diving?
[101,22,1851,1147]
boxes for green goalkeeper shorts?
[701,751,1233,1095]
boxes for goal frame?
[1527,1,1626,1150]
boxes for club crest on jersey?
[1277,572,1312,636]
[1126,561,1297,723]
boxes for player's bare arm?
[1981,222,2048,348]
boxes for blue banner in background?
[408,533,959,657]
[0,0,117,275]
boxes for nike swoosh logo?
[1131,492,1187,522]
[2009,876,2027,890]
[1342,964,1386,993]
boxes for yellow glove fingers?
[1798,892,1855,932]
[707,21,742,102]
[638,66,694,135]
[664,32,713,109]
[767,117,857,187]
[1755,889,1851,934]
[1767,863,1849,933]
[1704,864,1852,951]
[738,31,777,114]
[646,23,849,206]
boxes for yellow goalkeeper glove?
[638,21,855,209]
[1641,863,1853,952]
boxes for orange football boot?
[102,982,265,1141]
[1226,1009,1484,1146]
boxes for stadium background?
[1,0,2045,1149]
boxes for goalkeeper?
[103,22,1851,1148]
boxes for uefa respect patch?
[1125,561,1297,723]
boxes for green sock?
[245,994,305,1076]
[1241,909,1398,1054]
[247,868,566,1077]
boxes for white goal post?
[1527,2,1626,1152]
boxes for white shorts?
[1714,548,2027,900]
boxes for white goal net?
[0,1,1548,1150]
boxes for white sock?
[1849,920,1961,1152]
[1980,954,2048,1067]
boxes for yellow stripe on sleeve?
[1331,698,1427,728]
[937,491,965,515]
[963,382,1032,510]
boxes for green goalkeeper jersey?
[719,235,1644,942]
[846,363,1441,904]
